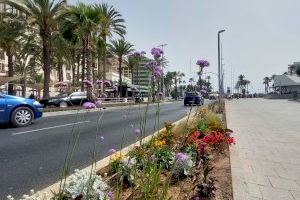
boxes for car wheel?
[59,101,68,108]
[10,107,34,127]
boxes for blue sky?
[69,0,300,93]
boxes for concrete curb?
[43,101,175,117]
[38,114,189,195]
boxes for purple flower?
[104,80,111,87]
[112,85,118,91]
[151,47,163,58]
[141,50,146,55]
[196,59,210,68]
[107,191,113,199]
[108,148,116,154]
[150,154,155,162]
[175,152,187,161]
[145,61,157,71]
[82,80,93,87]
[82,102,96,109]
[153,66,162,78]
[158,92,164,96]
[134,128,141,135]
[200,89,207,94]
[96,79,103,85]
[133,51,141,57]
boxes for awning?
[0,76,22,86]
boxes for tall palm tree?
[173,71,185,100]
[0,12,24,95]
[62,3,99,100]
[5,0,66,98]
[94,3,126,82]
[109,39,133,97]
[263,77,271,94]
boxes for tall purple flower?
[108,148,116,154]
[175,152,187,161]
[196,60,210,68]
[134,128,141,135]
[151,47,163,58]
[145,61,157,71]
[95,79,103,85]
[83,80,93,87]
[83,102,96,109]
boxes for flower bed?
[101,102,235,200]
[10,102,234,200]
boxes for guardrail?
[97,98,135,104]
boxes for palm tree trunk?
[76,54,80,86]
[118,57,122,97]
[97,54,101,79]
[102,36,107,94]
[58,60,63,82]
[41,31,51,99]
[81,39,86,91]
[7,50,14,95]
[21,77,26,97]
[86,37,93,101]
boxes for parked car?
[184,92,204,106]
[40,92,88,108]
[0,93,43,127]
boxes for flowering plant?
[151,47,163,58]
[117,156,137,186]
[154,147,175,170]
[83,80,93,87]
[83,102,96,109]
[173,152,194,178]
[63,169,109,200]
[202,131,235,150]
[95,79,103,85]
[196,60,210,68]
[103,80,111,87]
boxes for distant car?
[184,92,204,106]
[40,92,88,108]
[0,93,43,127]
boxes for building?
[132,58,151,94]
[273,75,300,94]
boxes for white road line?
[12,121,90,136]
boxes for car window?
[70,92,86,97]
[185,92,199,97]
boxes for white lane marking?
[12,121,90,136]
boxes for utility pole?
[218,29,225,102]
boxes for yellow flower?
[154,140,166,148]
[110,152,124,161]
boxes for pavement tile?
[245,182,263,198]
[259,185,295,200]
[268,176,300,191]
[290,191,300,200]
[275,168,300,181]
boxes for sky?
[69,0,300,93]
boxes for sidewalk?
[226,99,300,200]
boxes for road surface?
[0,101,205,198]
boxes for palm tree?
[125,55,138,81]
[109,39,133,97]
[263,77,271,94]
[6,0,66,98]
[94,3,126,82]
[62,3,99,100]
[173,71,185,100]
[0,12,24,95]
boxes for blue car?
[184,92,204,106]
[0,93,43,127]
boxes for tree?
[0,12,24,95]
[125,55,138,81]
[263,77,271,94]
[172,71,185,100]
[109,39,133,97]
[164,71,175,97]
[6,0,66,98]
[62,3,99,100]
[94,3,126,83]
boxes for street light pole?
[218,29,225,102]
[157,43,167,98]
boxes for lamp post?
[218,29,225,102]
[157,44,167,99]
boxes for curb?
[38,114,189,195]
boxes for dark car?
[0,93,43,127]
[184,92,204,106]
[40,92,88,108]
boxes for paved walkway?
[226,99,300,200]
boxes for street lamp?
[157,44,167,98]
[218,29,225,101]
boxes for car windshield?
[54,93,69,98]
[185,92,199,97]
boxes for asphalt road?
[0,101,205,198]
